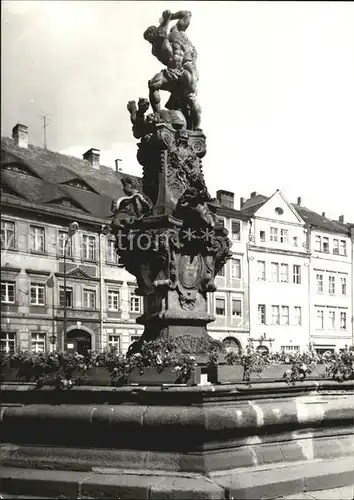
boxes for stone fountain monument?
[1,10,353,499]
[111,9,232,353]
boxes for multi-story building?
[0,124,251,355]
[239,190,311,353]
[208,190,250,352]
[293,201,353,353]
[1,124,144,355]
[1,124,353,355]
[237,191,353,353]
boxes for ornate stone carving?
[112,10,233,353]
[111,177,153,230]
[143,10,201,131]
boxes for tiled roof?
[239,191,350,235]
[292,204,350,235]
[240,194,268,215]
[217,205,250,220]
[1,136,141,221]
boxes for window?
[280,264,289,283]
[281,345,300,353]
[58,231,72,257]
[281,306,289,325]
[293,306,302,326]
[340,240,347,256]
[333,239,339,254]
[316,310,324,330]
[270,227,278,242]
[31,332,46,353]
[257,261,266,281]
[67,179,90,191]
[260,231,266,242]
[30,283,45,305]
[82,234,96,260]
[328,275,335,295]
[108,290,120,311]
[322,237,329,253]
[84,289,96,309]
[340,312,347,330]
[1,332,16,353]
[107,239,120,264]
[1,220,15,250]
[222,338,240,353]
[270,262,279,282]
[293,236,298,247]
[316,274,323,293]
[215,298,226,316]
[217,262,225,276]
[231,259,241,279]
[271,305,280,325]
[258,304,266,324]
[30,225,45,253]
[217,217,225,228]
[293,265,301,284]
[108,335,120,351]
[130,293,141,313]
[280,229,288,244]
[328,310,335,330]
[231,220,241,240]
[131,335,141,343]
[315,236,321,251]
[1,281,15,303]
[341,277,347,296]
[231,299,242,317]
[59,287,73,308]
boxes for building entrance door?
[65,329,92,355]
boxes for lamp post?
[249,332,275,354]
[62,221,79,352]
[49,333,57,352]
[99,224,110,352]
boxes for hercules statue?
[144,10,201,131]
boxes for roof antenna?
[39,113,50,149]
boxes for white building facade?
[245,191,311,353]
[308,225,353,353]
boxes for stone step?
[0,457,353,499]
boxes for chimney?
[83,148,100,169]
[240,197,245,209]
[250,191,257,198]
[339,215,345,223]
[297,197,302,206]
[216,190,234,209]
[115,159,123,173]
[322,212,326,217]
[12,123,28,148]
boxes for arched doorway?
[256,344,269,356]
[65,326,92,355]
[222,337,241,354]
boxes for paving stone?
[149,476,226,499]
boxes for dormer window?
[64,179,94,192]
[3,163,37,176]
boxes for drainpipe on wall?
[99,231,104,352]
[307,225,313,349]
[246,218,253,342]
[351,228,354,347]
[99,224,110,352]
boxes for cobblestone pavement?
[280,484,354,499]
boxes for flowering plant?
[126,338,198,383]
[325,349,354,382]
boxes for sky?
[2,1,354,222]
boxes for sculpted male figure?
[144,10,201,130]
